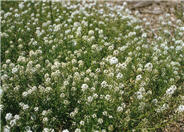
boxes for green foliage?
[1,1,184,132]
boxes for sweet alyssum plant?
[1,1,184,132]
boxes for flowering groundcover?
[1,1,184,132]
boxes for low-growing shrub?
[1,1,184,131]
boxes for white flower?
[88,30,94,36]
[34,107,39,112]
[92,114,97,118]
[109,57,118,65]
[64,100,69,105]
[87,96,93,103]
[26,130,33,132]
[43,128,50,132]
[12,67,18,74]
[14,115,20,120]
[22,92,28,97]
[136,91,143,100]
[81,84,88,92]
[102,129,106,132]
[23,104,29,110]
[116,73,123,79]
[117,106,123,112]
[180,27,184,31]
[5,113,12,121]
[125,57,132,64]
[113,50,119,56]
[17,56,26,62]
[136,75,142,81]
[98,118,103,124]
[70,112,75,117]
[152,99,158,104]
[0,89,3,96]
[101,81,108,88]
[43,117,48,123]
[93,93,98,98]
[19,3,24,9]
[102,111,108,116]
[105,95,111,101]
[42,110,47,116]
[10,119,16,127]
[75,128,81,132]
[119,83,124,89]
[80,120,85,125]
[4,125,10,132]
[142,33,147,38]
[137,67,142,72]
[177,105,184,113]
[45,87,52,92]
[0,104,4,111]
[161,103,169,111]
[63,81,69,86]
[62,129,69,132]
[139,87,145,92]
[60,93,65,98]
[166,85,177,95]
[144,63,153,72]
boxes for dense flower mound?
[1,1,184,132]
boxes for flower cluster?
[1,0,184,131]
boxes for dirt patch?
[128,1,184,31]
